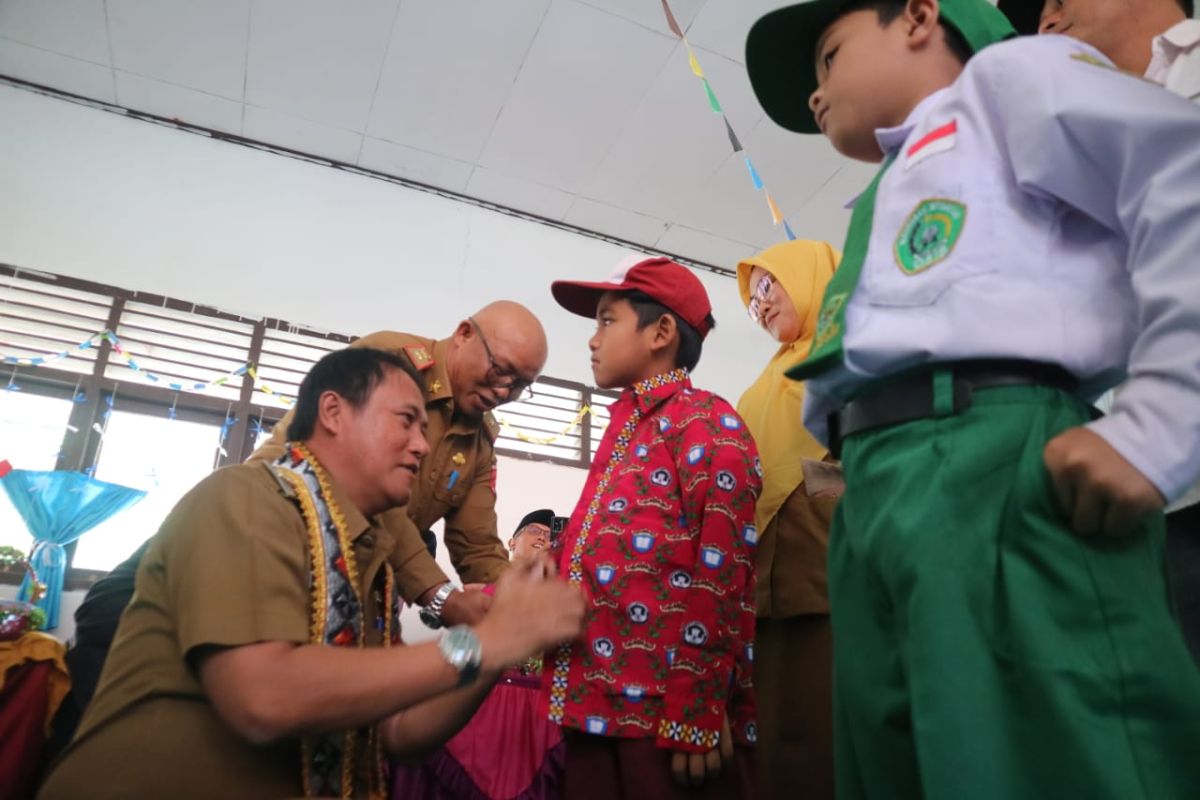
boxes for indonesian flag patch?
[904,119,957,171]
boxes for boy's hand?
[441,586,491,627]
[1043,427,1165,537]
[669,715,735,787]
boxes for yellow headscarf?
[735,240,840,532]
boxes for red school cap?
[551,255,714,339]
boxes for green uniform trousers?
[831,384,1200,799]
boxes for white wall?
[0,83,777,644]
[0,84,768,402]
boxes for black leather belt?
[828,360,1078,458]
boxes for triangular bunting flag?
[723,115,743,152]
[746,156,764,190]
[701,78,722,114]
[766,193,784,225]
[661,0,684,38]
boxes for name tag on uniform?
[905,119,957,171]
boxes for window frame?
[0,263,615,587]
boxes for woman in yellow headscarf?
[736,239,841,800]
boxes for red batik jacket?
[544,369,761,753]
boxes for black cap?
[996,0,1042,36]
[513,509,555,537]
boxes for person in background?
[546,255,761,799]
[392,508,569,800]
[734,240,842,800]
[39,348,583,799]
[509,509,554,560]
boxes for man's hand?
[474,555,583,670]
[669,715,734,788]
[1043,427,1165,537]
[441,585,491,627]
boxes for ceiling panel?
[684,0,789,64]
[783,158,878,246]
[0,0,110,65]
[0,0,871,267]
[0,37,114,101]
[366,0,551,163]
[477,0,677,193]
[465,167,576,221]
[116,71,242,133]
[563,197,669,245]
[107,0,248,99]
[242,105,363,164]
[358,137,475,193]
[573,0,706,34]
[578,41,766,223]
[246,0,397,130]
[655,223,757,269]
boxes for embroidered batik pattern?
[544,370,762,753]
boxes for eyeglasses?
[468,317,535,401]
[747,275,777,325]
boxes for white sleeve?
[976,36,1200,501]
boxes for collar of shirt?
[1146,19,1200,84]
[617,367,692,416]
[320,462,377,542]
[873,87,951,156]
[842,88,952,208]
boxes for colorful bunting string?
[246,365,294,407]
[660,0,798,241]
[494,404,599,446]
[0,329,291,404]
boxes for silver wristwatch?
[438,625,483,687]
[418,582,456,629]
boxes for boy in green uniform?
[745,0,1200,797]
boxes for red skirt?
[390,672,564,800]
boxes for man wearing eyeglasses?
[253,300,548,628]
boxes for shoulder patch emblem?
[403,344,435,371]
[894,198,966,275]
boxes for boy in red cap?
[545,255,762,798]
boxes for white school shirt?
[1147,18,1200,512]
[802,34,1200,503]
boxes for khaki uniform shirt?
[38,461,395,800]
[252,332,510,597]
[755,484,837,618]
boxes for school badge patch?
[894,198,966,275]
[811,292,847,351]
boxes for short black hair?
[839,0,974,64]
[1182,0,1194,19]
[287,347,425,441]
[622,289,714,372]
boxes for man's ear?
[452,319,473,345]
[315,390,345,436]
[903,0,940,49]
